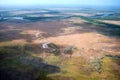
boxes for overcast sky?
[0,0,120,7]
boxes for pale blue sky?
[0,0,119,7]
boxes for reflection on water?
[5,17,24,20]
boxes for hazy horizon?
[0,0,120,8]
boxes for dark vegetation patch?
[72,15,120,37]
[0,44,60,80]
[0,30,33,42]
[0,64,53,80]
[90,13,120,20]
[0,68,37,80]
[49,75,75,80]
[105,55,120,60]
[22,16,69,22]
[0,45,25,60]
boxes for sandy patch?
[99,20,120,26]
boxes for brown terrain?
[0,18,120,58]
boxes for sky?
[0,0,120,7]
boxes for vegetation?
[91,13,120,20]
[72,15,120,37]
[90,58,103,73]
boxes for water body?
[5,17,24,20]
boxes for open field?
[0,8,120,80]
[99,20,120,26]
